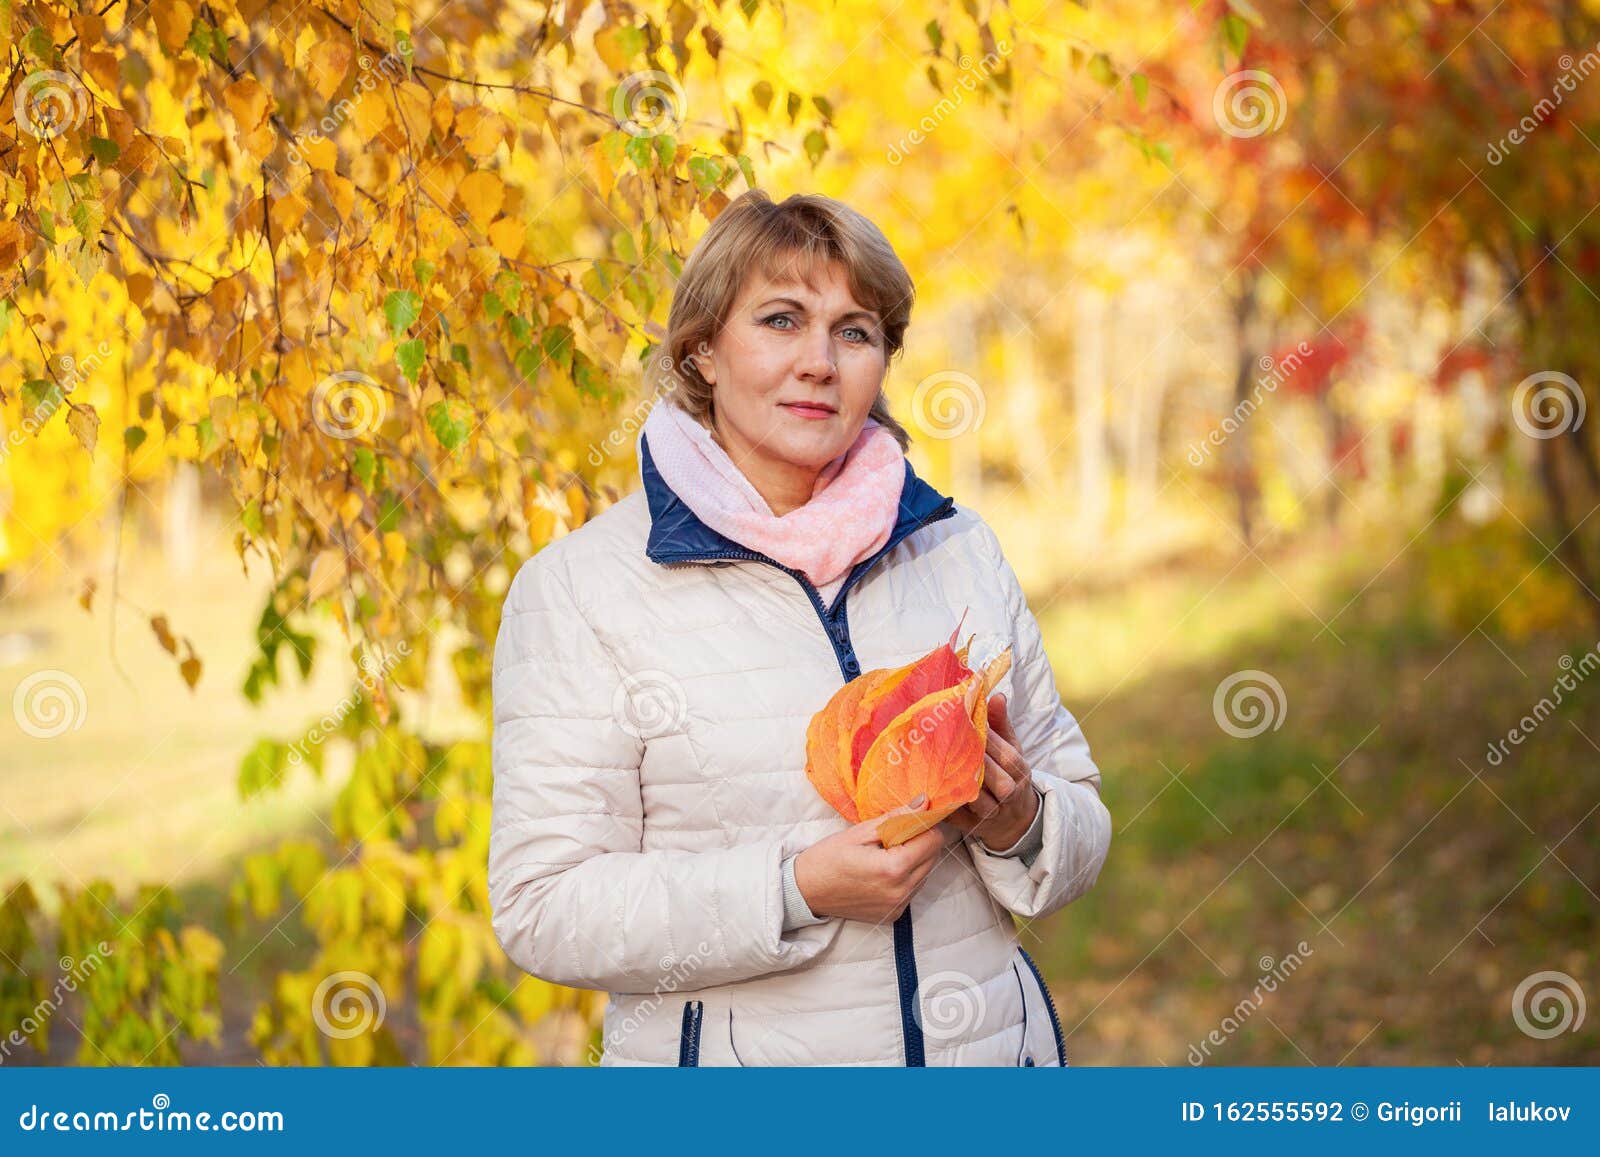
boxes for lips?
[781,402,837,416]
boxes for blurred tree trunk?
[1074,287,1110,538]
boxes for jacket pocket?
[677,999,704,1066]
[1015,948,1068,1066]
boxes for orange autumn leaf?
[805,615,1011,847]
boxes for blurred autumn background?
[3,0,1599,1067]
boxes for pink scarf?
[639,400,906,601]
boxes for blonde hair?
[654,189,915,451]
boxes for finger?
[988,692,1020,743]
[981,751,1020,799]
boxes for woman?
[489,190,1112,1066]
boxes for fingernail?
[911,794,927,808]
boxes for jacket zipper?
[677,999,704,1066]
[657,501,956,1067]
[1017,947,1067,1066]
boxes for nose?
[796,329,837,382]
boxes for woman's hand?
[944,693,1040,852]
[792,797,945,924]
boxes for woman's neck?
[710,420,818,516]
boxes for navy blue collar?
[640,431,955,572]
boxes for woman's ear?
[691,343,716,385]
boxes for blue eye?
[762,313,795,329]
[842,326,870,343]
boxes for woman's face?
[692,258,888,479]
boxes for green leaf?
[688,155,723,193]
[735,153,757,189]
[624,133,655,172]
[802,129,828,166]
[482,290,506,320]
[350,447,376,490]
[0,300,12,341]
[750,81,773,112]
[1132,72,1149,108]
[653,134,677,171]
[786,91,802,124]
[425,400,469,451]
[1088,52,1118,88]
[383,290,422,336]
[413,257,436,287]
[1222,13,1249,56]
[21,379,64,424]
[925,20,944,54]
[541,325,574,373]
[812,95,834,123]
[88,137,121,165]
[395,337,426,384]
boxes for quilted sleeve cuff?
[976,785,1046,866]
[781,853,829,930]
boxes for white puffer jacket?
[489,436,1112,1065]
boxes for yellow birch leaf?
[458,170,504,233]
[306,38,354,102]
[488,215,524,258]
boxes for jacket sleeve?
[961,523,1112,920]
[488,553,839,994]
